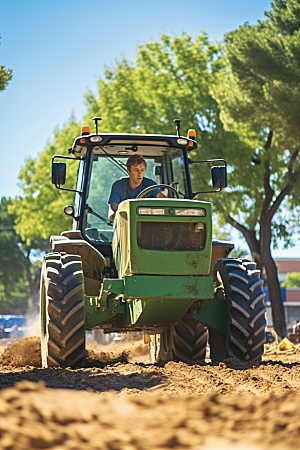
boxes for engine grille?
[137,221,206,251]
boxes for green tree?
[0,34,12,91]
[84,32,252,207]
[0,197,49,314]
[0,197,29,312]
[85,33,222,135]
[7,118,80,313]
[212,0,300,336]
[9,117,81,243]
[84,32,244,171]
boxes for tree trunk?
[227,213,287,338]
[23,251,34,296]
[23,248,41,316]
[263,250,287,338]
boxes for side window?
[169,150,188,198]
[84,157,127,243]
[74,160,85,220]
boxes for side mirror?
[211,166,228,189]
[52,161,66,185]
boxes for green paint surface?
[101,275,213,300]
[191,297,227,333]
[113,199,212,277]
[103,278,124,294]
[84,272,215,329]
[123,274,213,299]
[84,295,121,329]
[127,298,193,325]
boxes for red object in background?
[288,333,300,344]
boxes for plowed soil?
[1,336,300,449]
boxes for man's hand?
[108,202,119,222]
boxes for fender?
[209,240,234,275]
[50,230,106,296]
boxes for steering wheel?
[137,184,180,199]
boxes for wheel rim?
[149,335,160,363]
[40,280,49,368]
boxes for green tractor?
[40,118,266,368]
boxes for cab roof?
[69,133,197,158]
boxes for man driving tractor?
[108,155,165,222]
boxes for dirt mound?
[2,337,300,449]
[0,336,150,368]
[0,380,299,450]
[85,340,149,367]
[0,337,42,367]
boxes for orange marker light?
[81,125,90,135]
[187,129,196,146]
[80,138,86,144]
[188,129,196,139]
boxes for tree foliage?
[0,197,29,311]
[0,64,12,91]
[85,33,221,134]
[9,117,81,244]
[212,0,300,336]
[281,272,300,288]
[84,33,250,197]
[0,34,12,91]
[0,197,49,312]
[213,0,300,242]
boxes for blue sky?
[1,0,297,257]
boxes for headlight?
[64,205,74,217]
[177,138,188,145]
[90,136,103,142]
[175,208,206,216]
[137,207,165,215]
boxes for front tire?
[40,253,85,368]
[210,258,266,362]
[150,314,208,363]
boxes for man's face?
[127,163,146,188]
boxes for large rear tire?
[40,253,85,368]
[210,258,266,363]
[150,313,208,363]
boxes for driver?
[108,155,165,222]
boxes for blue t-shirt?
[108,177,160,204]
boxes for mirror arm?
[193,187,222,198]
[189,158,227,168]
[54,184,83,194]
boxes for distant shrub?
[281,272,300,288]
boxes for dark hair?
[127,155,147,171]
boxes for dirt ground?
[1,337,300,449]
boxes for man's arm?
[108,202,119,222]
[156,192,166,198]
[108,180,122,222]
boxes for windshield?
[83,147,189,244]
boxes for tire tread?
[40,252,85,368]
